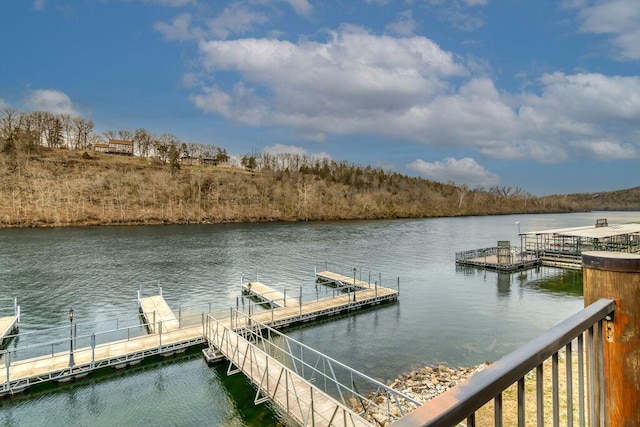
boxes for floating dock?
[1,269,399,397]
[456,248,540,272]
[139,295,180,333]
[241,281,299,308]
[0,316,18,348]
[315,270,373,289]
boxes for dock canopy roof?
[524,223,640,239]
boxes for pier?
[205,310,420,426]
[457,219,640,273]
[0,268,398,398]
[0,298,20,349]
[241,280,299,308]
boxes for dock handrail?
[207,309,422,425]
[391,298,615,426]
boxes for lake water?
[0,211,638,426]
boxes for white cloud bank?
[23,89,80,116]
[407,157,499,187]
[264,143,330,159]
[186,25,640,163]
[572,0,640,60]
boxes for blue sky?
[1,0,639,195]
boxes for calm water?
[0,211,638,426]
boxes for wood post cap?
[582,251,640,272]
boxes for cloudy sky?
[1,0,639,195]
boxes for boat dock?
[241,281,299,308]
[138,294,180,333]
[455,247,540,272]
[205,310,420,426]
[0,298,20,348]
[0,316,18,348]
[1,269,399,397]
[315,270,374,289]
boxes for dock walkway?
[0,316,18,347]
[139,295,180,333]
[241,281,299,308]
[207,315,372,426]
[1,270,399,397]
[316,271,372,289]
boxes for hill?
[0,148,637,227]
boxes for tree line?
[0,107,229,169]
[2,107,638,228]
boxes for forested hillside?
[1,107,638,227]
[0,147,636,228]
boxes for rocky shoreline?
[353,363,489,426]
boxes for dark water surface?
[1,212,638,426]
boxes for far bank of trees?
[0,107,229,168]
[2,107,638,228]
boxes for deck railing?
[391,297,615,427]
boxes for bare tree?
[72,117,94,150]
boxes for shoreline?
[353,363,489,426]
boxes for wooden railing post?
[582,251,640,426]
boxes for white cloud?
[0,98,8,109]
[188,24,640,165]
[24,89,80,116]
[283,0,312,17]
[574,0,640,60]
[154,13,197,40]
[155,5,269,41]
[264,143,331,159]
[570,139,639,160]
[33,0,46,11]
[206,4,269,39]
[407,157,500,186]
[387,10,417,36]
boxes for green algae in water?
[531,270,583,297]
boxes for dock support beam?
[583,251,640,426]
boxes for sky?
[1,0,639,195]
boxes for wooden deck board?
[0,316,18,341]
[242,281,299,308]
[316,271,373,289]
[139,295,180,333]
[2,276,397,400]
[211,321,371,426]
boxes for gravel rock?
[351,363,489,426]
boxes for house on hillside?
[94,143,110,153]
[108,139,134,155]
[180,155,219,166]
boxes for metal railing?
[455,247,498,261]
[392,298,615,427]
[0,310,217,395]
[206,309,422,426]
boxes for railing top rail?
[392,297,615,427]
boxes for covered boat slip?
[522,221,640,256]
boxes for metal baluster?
[553,352,559,427]
[518,378,525,427]
[536,364,544,426]
[566,343,573,427]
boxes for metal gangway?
[205,309,422,427]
